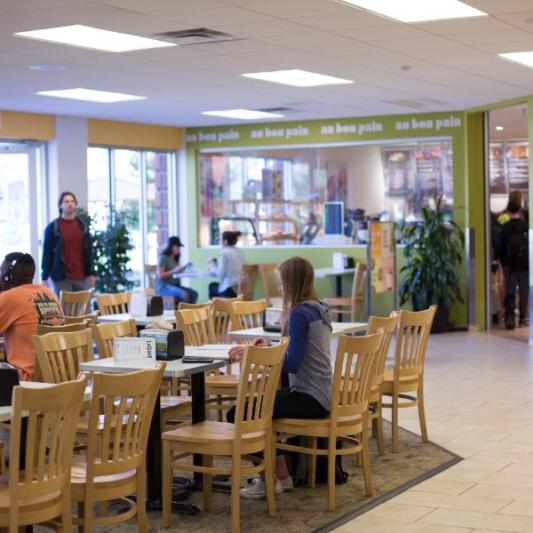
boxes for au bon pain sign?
[185,111,464,149]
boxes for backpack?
[508,229,528,270]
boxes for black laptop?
[263,308,282,333]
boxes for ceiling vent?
[382,98,450,109]
[152,28,241,46]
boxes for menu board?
[506,142,529,190]
[489,143,506,194]
[382,150,412,196]
[368,221,396,294]
[415,146,442,197]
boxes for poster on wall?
[326,161,347,203]
[366,221,397,316]
[506,142,529,191]
[489,143,506,195]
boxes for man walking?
[42,191,96,294]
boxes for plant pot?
[431,303,449,334]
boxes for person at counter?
[208,231,245,299]
[156,236,198,304]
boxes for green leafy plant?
[399,196,464,311]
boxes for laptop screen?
[264,307,282,330]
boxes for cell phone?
[183,356,214,363]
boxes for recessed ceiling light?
[339,0,487,23]
[499,51,533,69]
[495,126,504,131]
[36,88,146,103]
[15,25,176,53]
[202,109,284,120]
[30,64,68,72]
[242,69,353,87]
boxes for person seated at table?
[157,236,198,304]
[0,252,64,381]
[207,231,244,299]
[227,256,332,499]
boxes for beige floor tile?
[336,514,473,533]
[393,491,511,513]
[363,501,434,522]
[411,478,476,496]
[420,508,533,531]
[462,483,533,501]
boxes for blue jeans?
[158,285,198,304]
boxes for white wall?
[47,116,88,215]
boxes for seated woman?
[208,231,245,299]
[156,236,198,304]
[227,256,332,499]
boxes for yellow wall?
[0,110,55,140]
[88,119,183,150]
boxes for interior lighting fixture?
[15,25,176,52]
[339,0,487,23]
[36,88,146,103]
[495,126,504,131]
[242,69,353,87]
[499,51,533,69]
[201,109,284,120]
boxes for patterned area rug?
[65,423,460,533]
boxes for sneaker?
[279,475,294,492]
[240,477,282,499]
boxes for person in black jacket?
[41,191,96,295]
[500,197,529,330]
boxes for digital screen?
[324,201,344,235]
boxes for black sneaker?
[505,320,515,330]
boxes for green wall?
[184,111,468,325]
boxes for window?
[87,147,176,286]
[198,140,453,247]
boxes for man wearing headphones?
[41,191,96,294]
[0,252,63,380]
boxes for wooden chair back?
[176,307,215,346]
[394,306,437,380]
[351,263,366,303]
[92,319,137,359]
[258,263,281,306]
[237,264,258,301]
[229,299,267,331]
[64,312,99,325]
[85,365,164,478]
[60,290,92,317]
[178,302,212,311]
[333,333,383,420]
[212,297,242,343]
[95,293,131,315]
[8,376,86,526]
[33,329,94,383]
[233,340,288,436]
[36,321,89,335]
[367,312,400,388]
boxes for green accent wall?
[185,111,469,325]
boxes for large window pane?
[87,147,110,231]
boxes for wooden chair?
[71,365,164,531]
[64,312,99,325]
[36,321,89,336]
[60,290,92,317]
[381,305,437,453]
[325,263,366,322]
[145,264,157,291]
[162,341,288,533]
[95,293,131,315]
[274,333,383,511]
[0,375,86,532]
[366,313,400,455]
[229,299,267,332]
[178,302,212,311]
[33,329,94,384]
[212,297,242,343]
[237,264,257,301]
[92,319,137,359]
[258,263,282,307]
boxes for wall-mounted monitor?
[324,201,344,235]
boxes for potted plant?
[399,196,464,333]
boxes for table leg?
[190,373,206,483]
[335,275,343,322]
[145,392,162,510]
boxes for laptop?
[263,307,282,333]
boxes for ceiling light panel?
[36,88,146,103]
[499,51,533,69]
[340,0,487,23]
[15,25,176,53]
[202,109,284,120]
[242,69,353,87]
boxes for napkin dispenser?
[0,362,20,406]
[140,329,184,360]
[146,296,163,316]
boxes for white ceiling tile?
[467,0,533,15]
[92,0,227,16]
[298,11,397,31]
[451,28,533,45]
[413,16,520,35]
[237,0,352,19]
[167,6,275,27]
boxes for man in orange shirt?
[0,252,64,381]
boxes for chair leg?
[361,421,374,497]
[376,398,385,456]
[61,490,73,533]
[417,381,429,443]
[327,438,336,512]
[203,455,213,511]
[217,397,223,422]
[136,466,148,533]
[392,390,399,453]
[263,433,277,518]
[231,459,241,533]
[8,503,18,533]
[162,440,172,528]
[0,442,5,475]
[308,437,317,489]
[76,502,85,533]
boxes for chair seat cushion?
[163,420,263,444]
[0,475,61,511]
[70,457,136,487]
[161,395,192,411]
[206,375,239,388]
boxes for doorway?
[486,104,529,342]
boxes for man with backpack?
[500,197,529,330]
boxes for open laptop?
[263,307,282,333]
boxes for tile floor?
[335,331,533,533]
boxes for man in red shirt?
[41,191,96,294]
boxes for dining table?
[97,311,176,327]
[314,266,357,297]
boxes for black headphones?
[2,258,18,284]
